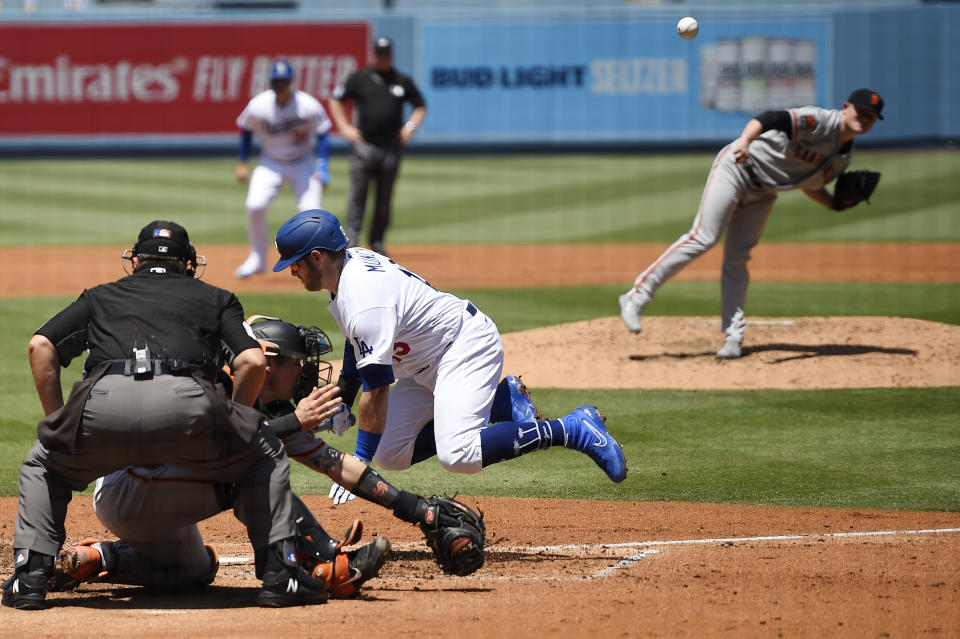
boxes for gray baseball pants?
[345,140,403,250]
[14,373,296,557]
[632,144,778,332]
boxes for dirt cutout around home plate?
[0,242,958,637]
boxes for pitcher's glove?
[418,495,486,576]
[832,170,881,211]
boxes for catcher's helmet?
[273,209,349,272]
[247,315,334,400]
[269,59,294,82]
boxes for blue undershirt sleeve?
[314,132,330,185]
[238,130,253,161]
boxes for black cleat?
[257,567,329,608]
[314,536,390,598]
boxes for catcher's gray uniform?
[621,96,882,355]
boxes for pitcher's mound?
[501,316,960,390]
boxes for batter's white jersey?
[236,90,332,163]
[329,248,467,380]
[328,248,503,474]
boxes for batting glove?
[315,404,355,437]
[328,480,357,505]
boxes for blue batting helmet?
[273,209,349,272]
[269,59,294,82]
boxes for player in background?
[234,59,333,279]
[272,210,628,506]
[619,89,885,358]
[327,36,426,257]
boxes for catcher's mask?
[121,220,207,278]
[247,315,333,401]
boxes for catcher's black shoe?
[3,550,54,610]
[313,536,390,598]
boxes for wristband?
[354,429,382,463]
[403,121,416,132]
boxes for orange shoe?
[49,539,108,591]
[312,537,390,598]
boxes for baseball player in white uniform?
[272,210,627,501]
[234,59,333,278]
[619,88,885,358]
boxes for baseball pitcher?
[619,88,885,358]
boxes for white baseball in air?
[677,16,699,40]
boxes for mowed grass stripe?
[2,152,958,247]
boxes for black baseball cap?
[847,88,884,120]
[135,220,192,259]
[373,36,393,54]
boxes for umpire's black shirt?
[333,66,425,147]
[36,263,258,375]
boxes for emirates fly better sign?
[0,22,369,135]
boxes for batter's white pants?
[372,303,503,474]
[632,145,777,333]
[244,156,322,262]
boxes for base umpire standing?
[2,221,334,609]
[328,35,426,256]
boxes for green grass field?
[0,152,957,510]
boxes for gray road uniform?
[90,401,346,591]
[631,106,852,336]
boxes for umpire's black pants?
[345,140,403,250]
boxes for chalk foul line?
[217,528,960,582]
[508,527,960,554]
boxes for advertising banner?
[422,19,830,143]
[0,22,369,135]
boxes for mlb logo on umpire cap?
[270,59,294,81]
[135,220,191,259]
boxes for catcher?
[52,316,485,596]
[620,88,884,359]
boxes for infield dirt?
[0,242,957,637]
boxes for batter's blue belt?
[413,302,478,375]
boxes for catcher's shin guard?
[312,536,390,598]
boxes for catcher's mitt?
[832,169,881,211]
[418,495,486,576]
